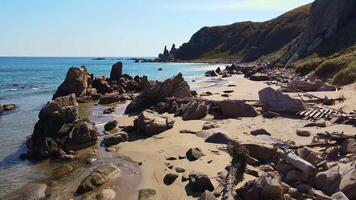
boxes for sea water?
[0,57,221,195]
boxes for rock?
[168,101,179,114]
[262,111,280,118]
[52,164,74,178]
[340,165,356,199]
[186,148,204,161]
[258,87,306,113]
[76,163,120,194]
[188,171,214,192]
[282,80,337,92]
[125,73,192,114]
[5,183,47,200]
[101,132,128,147]
[64,120,99,151]
[175,167,186,173]
[53,66,89,99]
[221,94,229,97]
[133,110,174,136]
[103,107,115,114]
[236,172,283,200]
[153,102,170,114]
[163,173,179,185]
[110,62,123,80]
[339,139,356,156]
[198,191,217,200]
[182,173,189,182]
[304,119,327,127]
[250,73,270,81]
[313,170,342,196]
[242,143,276,160]
[179,129,197,134]
[104,120,118,131]
[98,93,121,105]
[92,76,112,95]
[259,165,275,172]
[205,70,217,77]
[96,189,116,200]
[138,189,157,200]
[2,104,16,111]
[296,129,311,137]
[286,169,309,183]
[158,68,162,71]
[331,191,349,200]
[204,131,232,144]
[202,121,219,130]
[297,147,323,165]
[217,100,258,118]
[250,128,272,136]
[276,161,296,175]
[181,100,208,120]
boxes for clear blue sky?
[0,0,313,57]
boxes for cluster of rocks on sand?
[9,61,356,200]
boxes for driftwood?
[222,141,248,200]
[277,149,316,176]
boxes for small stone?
[52,164,74,178]
[250,128,272,136]
[163,173,179,185]
[296,129,311,137]
[182,173,189,182]
[186,148,204,161]
[96,189,116,200]
[166,157,177,161]
[86,157,97,164]
[202,121,220,130]
[175,167,185,173]
[104,120,118,131]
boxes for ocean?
[0,57,221,196]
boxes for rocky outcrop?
[25,94,99,160]
[125,73,193,114]
[281,0,356,64]
[53,66,90,99]
[133,110,174,136]
[180,100,208,120]
[258,87,306,114]
[110,62,123,81]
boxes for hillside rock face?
[174,5,310,62]
[281,0,356,64]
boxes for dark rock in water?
[163,173,179,185]
[217,100,258,118]
[5,183,47,200]
[138,189,157,200]
[76,163,120,194]
[198,191,217,200]
[53,66,90,99]
[104,120,118,131]
[186,148,204,161]
[110,62,123,81]
[205,70,217,77]
[180,100,208,121]
[188,171,214,192]
[204,131,232,144]
[27,94,99,160]
[2,104,16,111]
[103,107,115,114]
[158,68,162,71]
[258,87,306,114]
[52,164,74,178]
[125,73,192,114]
[133,110,174,136]
[250,128,272,136]
[101,132,128,147]
[92,76,112,95]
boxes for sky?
[0,0,314,57]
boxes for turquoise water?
[0,57,220,195]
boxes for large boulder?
[133,110,174,136]
[26,94,99,160]
[258,87,306,114]
[53,66,90,99]
[181,100,208,120]
[217,100,258,118]
[109,62,123,81]
[188,171,214,193]
[313,170,342,196]
[242,143,277,161]
[125,73,192,114]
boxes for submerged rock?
[5,183,47,200]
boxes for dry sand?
[111,75,356,200]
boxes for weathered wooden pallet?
[297,107,340,120]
